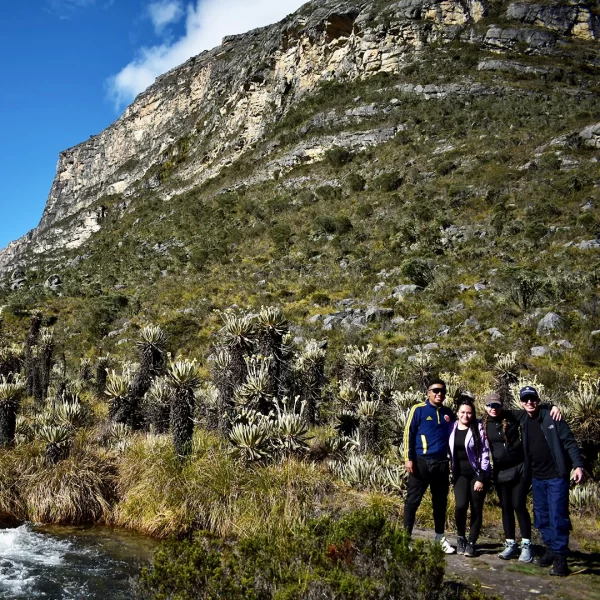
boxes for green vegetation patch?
[137,506,484,600]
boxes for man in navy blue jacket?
[518,386,585,576]
[403,378,456,553]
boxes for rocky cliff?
[2,0,598,274]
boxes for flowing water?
[0,523,158,599]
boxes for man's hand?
[550,405,562,421]
[572,467,584,483]
[405,460,414,474]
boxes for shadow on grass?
[570,548,600,577]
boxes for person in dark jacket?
[518,386,584,577]
[403,378,455,553]
[449,399,491,557]
[483,393,533,562]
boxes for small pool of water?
[0,523,158,599]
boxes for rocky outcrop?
[580,122,600,148]
[0,0,597,273]
[506,1,599,40]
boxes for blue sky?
[0,0,306,250]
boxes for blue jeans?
[532,477,571,556]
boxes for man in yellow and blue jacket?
[403,378,456,553]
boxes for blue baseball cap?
[519,386,539,400]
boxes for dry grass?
[20,443,117,525]
[0,444,33,522]
[113,428,343,538]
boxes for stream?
[0,523,158,599]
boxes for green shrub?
[325,146,353,168]
[578,213,597,232]
[270,224,293,251]
[436,161,457,176]
[400,259,436,288]
[296,189,316,204]
[79,295,129,339]
[189,248,210,271]
[502,268,546,311]
[316,185,341,201]
[314,216,352,235]
[335,216,353,234]
[138,507,453,600]
[347,173,366,192]
[356,203,373,218]
[315,215,337,234]
[311,292,331,305]
[372,172,403,192]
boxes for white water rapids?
[0,524,155,598]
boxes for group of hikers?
[402,379,585,577]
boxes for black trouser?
[403,456,449,535]
[453,468,488,543]
[496,471,532,540]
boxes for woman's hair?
[483,411,512,445]
[458,400,483,470]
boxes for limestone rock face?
[506,1,599,40]
[0,0,595,273]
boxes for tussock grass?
[114,428,341,538]
[0,445,33,522]
[20,443,117,525]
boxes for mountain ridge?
[6,0,598,273]
[0,0,599,378]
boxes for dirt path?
[411,528,600,599]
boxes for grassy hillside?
[0,11,600,596]
[2,34,599,387]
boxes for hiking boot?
[550,555,569,577]
[464,542,476,557]
[439,536,456,554]
[533,548,555,568]
[498,540,519,560]
[457,536,467,555]
[519,541,533,563]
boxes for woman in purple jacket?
[449,399,491,557]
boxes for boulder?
[341,315,366,330]
[577,240,600,250]
[580,123,600,148]
[531,346,549,357]
[459,350,479,364]
[551,339,573,349]
[365,306,394,322]
[44,274,62,289]
[10,279,26,291]
[392,284,419,299]
[323,313,345,330]
[486,327,504,340]
[464,316,481,330]
[537,312,562,335]
[337,298,355,307]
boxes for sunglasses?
[429,388,446,395]
[521,397,539,404]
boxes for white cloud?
[107,0,307,110]
[148,0,184,35]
